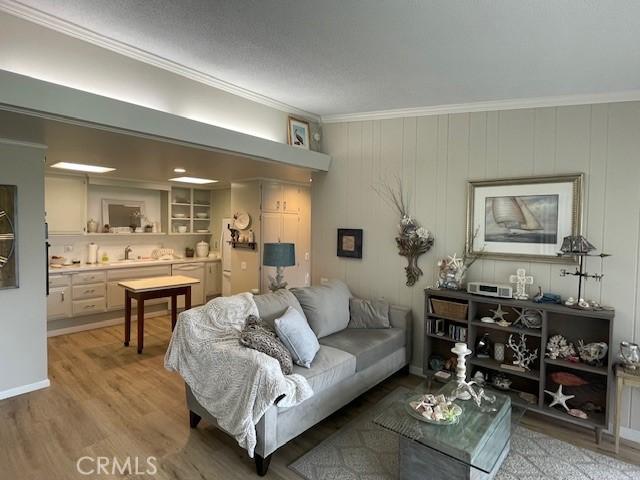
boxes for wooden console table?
[614,365,640,453]
[119,275,200,354]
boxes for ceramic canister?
[196,241,210,258]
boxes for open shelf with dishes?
[169,186,212,235]
[423,287,614,443]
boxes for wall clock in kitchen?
[0,185,18,289]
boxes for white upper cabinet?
[262,182,302,213]
[45,175,87,234]
[262,182,283,212]
[282,184,301,213]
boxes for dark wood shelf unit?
[229,241,257,250]
[423,287,615,443]
[470,320,543,338]
[425,331,457,343]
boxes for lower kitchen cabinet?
[47,286,71,320]
[205,261,222,297]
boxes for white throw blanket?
[164,293,313,456]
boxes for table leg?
[137,297,145,354]
[171,295,177,331]
[185,286,192,311]
[615,373,623,454]
[124,290,131,347]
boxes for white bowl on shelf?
[177,226,188,233]
[173,213,186,219]
[195,213,209,219]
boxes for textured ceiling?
[12,0,640,116]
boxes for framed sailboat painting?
[466,174,583,262]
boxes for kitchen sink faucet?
[124,245,133,260]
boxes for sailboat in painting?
[492,197,543,234]
[485,194,558,244]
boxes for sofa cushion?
[348,297,390,329]
[290,279,351,338]
[240,315,293,375]
[274,307,320,368]
[254,289,305,328]
[291,345,356,394]
[319,328,406,372]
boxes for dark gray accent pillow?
[253,289,306,328]
[348,297,391,328]
[240,315,294,375]
[290,279,352,339]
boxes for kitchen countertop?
[48,255,221,275]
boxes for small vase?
[494,343,505,362]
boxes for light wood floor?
[1,316,638,479]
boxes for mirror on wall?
[102,199,145,228]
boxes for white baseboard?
[620,426,640,444]
[47,310,168,337]
[0,379,50,400]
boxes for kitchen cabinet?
[205,261,222,297]
[262,182,301,213]
[172,263,205,307]
[45,175,87,235]
[47,286,71,320]
[261,212,306,291]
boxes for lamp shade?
[263,243,295,267]
[560,235,596,255]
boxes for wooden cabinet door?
[47,286,71,320]
[261,212,282,292]
[45,175,86,234]
[262,183,283,212]
[205,262,222,296]
[282,184,300,213]
[281,214,304,288]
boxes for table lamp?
[263,243,295,292]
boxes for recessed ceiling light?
[50,162,115,173]
[169,176,218,185]
[173,167,186,173]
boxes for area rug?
[290,387,640,480]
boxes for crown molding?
[321,90,640,123]
[0,0,320,122]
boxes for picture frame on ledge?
[466,174,583,263]
[337,228,363,259]
[287,116,310,150]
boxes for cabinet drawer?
[107,265,171,281]
[72,297,106,316]
[72,271,106,285]
[49,275,70,288]
[72,283,106,300]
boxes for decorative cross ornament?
[509,268,534,300]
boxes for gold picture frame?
[466,174,583,263]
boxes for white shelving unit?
[169,187,213,235]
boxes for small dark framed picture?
[337,228,363,259]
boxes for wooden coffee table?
[119,275,200,354]
[374,383,522,480]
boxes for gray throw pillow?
[290,279,351,338]
[348,298,391,328]
[253,289,306,328]
[240,315,294,375]
[274,307,319,368]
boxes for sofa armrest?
[390,305,412,364]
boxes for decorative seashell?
[451,404,462,416]
[568,408,588,419]
[435,394,446,404]
[433,410,444,421]
[424,406,433,417]
[421,410,431,418]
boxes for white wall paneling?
[313,102,640,436]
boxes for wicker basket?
[430,298,468,320]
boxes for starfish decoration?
[446,253,463,270]
[544,385,575,412]
[490,305,509,322]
